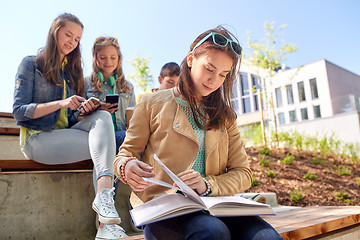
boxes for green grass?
[259,156,269,167]
[334,165,351,176]
[266,169,276,178]
[252,175,259,187]
[281,153,294,165]
[311,157,326,165]
[303,171,317,180]
[335,190,354,204]
[259,147,271,156]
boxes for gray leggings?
[22,111,116,183]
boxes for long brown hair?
[178,25,241,130]
[36,13,85,96]
[90,37,131,93]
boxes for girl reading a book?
[12,13,127,239]
[114,25,282,240]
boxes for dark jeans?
[115,130,126,154]
[144,211,282,240]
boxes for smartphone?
[106,94,119,104]
[88,97,101,105]
[77,97,101,116]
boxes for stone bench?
[121,206,360,240]
[0,112,137,239]
[0,169,136,239]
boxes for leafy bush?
[334,165,351,176]
[356,177,360,186]
[303,171,317,180]
[259,156,269,167]
[259,147,271,156]
[312,157,326,165]
[290,189,303,203]
[252,175,259,187]
[335,190,354,204]
[266,169,276,178]
[281,153,294,165]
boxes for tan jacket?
[114,88,252,207]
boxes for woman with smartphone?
[85,36,136,153]
[12,13,128,239]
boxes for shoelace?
[106,224,127,237]
[100,187,117,214]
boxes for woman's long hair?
[90,37,131,93]
[36,13,85,96]
[178,25,241,130]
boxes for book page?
[143,177,179,190]
[153,154,205,207]
[201,196,271,208]
[130,193,204,226]
[201,196,274,216]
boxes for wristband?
[120,157,136,184]
[200,178,211,197]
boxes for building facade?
[234,59,360,144]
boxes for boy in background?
[136,62,180,103]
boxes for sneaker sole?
[95,234,128,240]
[92,203,121,225]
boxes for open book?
[130,154,275,227]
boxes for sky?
[1,0,359,113]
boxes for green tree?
[246,21,297,146]
[127,56,153,92]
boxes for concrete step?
[0,170,138,239]
[0,135,26,160]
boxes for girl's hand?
[59,95,85,110]
[124,159,155,192]
[79,98,101,114]
[100,102,119,114]
[176,169,207,195]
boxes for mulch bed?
[245,146,360,207]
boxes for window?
[275,87,283,107]
[313,105,321,118]
[286,85,294,104]
[252,75,261,90]
[252,75,261,111]
[300,108,308,120]
[289,110,297,122]
[278,112,285,125]
[310,78,319,99]
[242,98,251,113]
[240,73,251,113]
[297,81,306,102]
[240,73,249,96]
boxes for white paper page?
[201,196,272,209]
[130,193,203,226]
[153,154,205,207]
[143,177,179,190]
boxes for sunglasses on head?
[192,32,242,57]
[95,37,118,45]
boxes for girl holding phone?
[85,36,136,153]
[12,13,127,239]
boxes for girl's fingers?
[74,95,86,102]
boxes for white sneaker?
[92,188,121,224]
[95,224,128,240]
